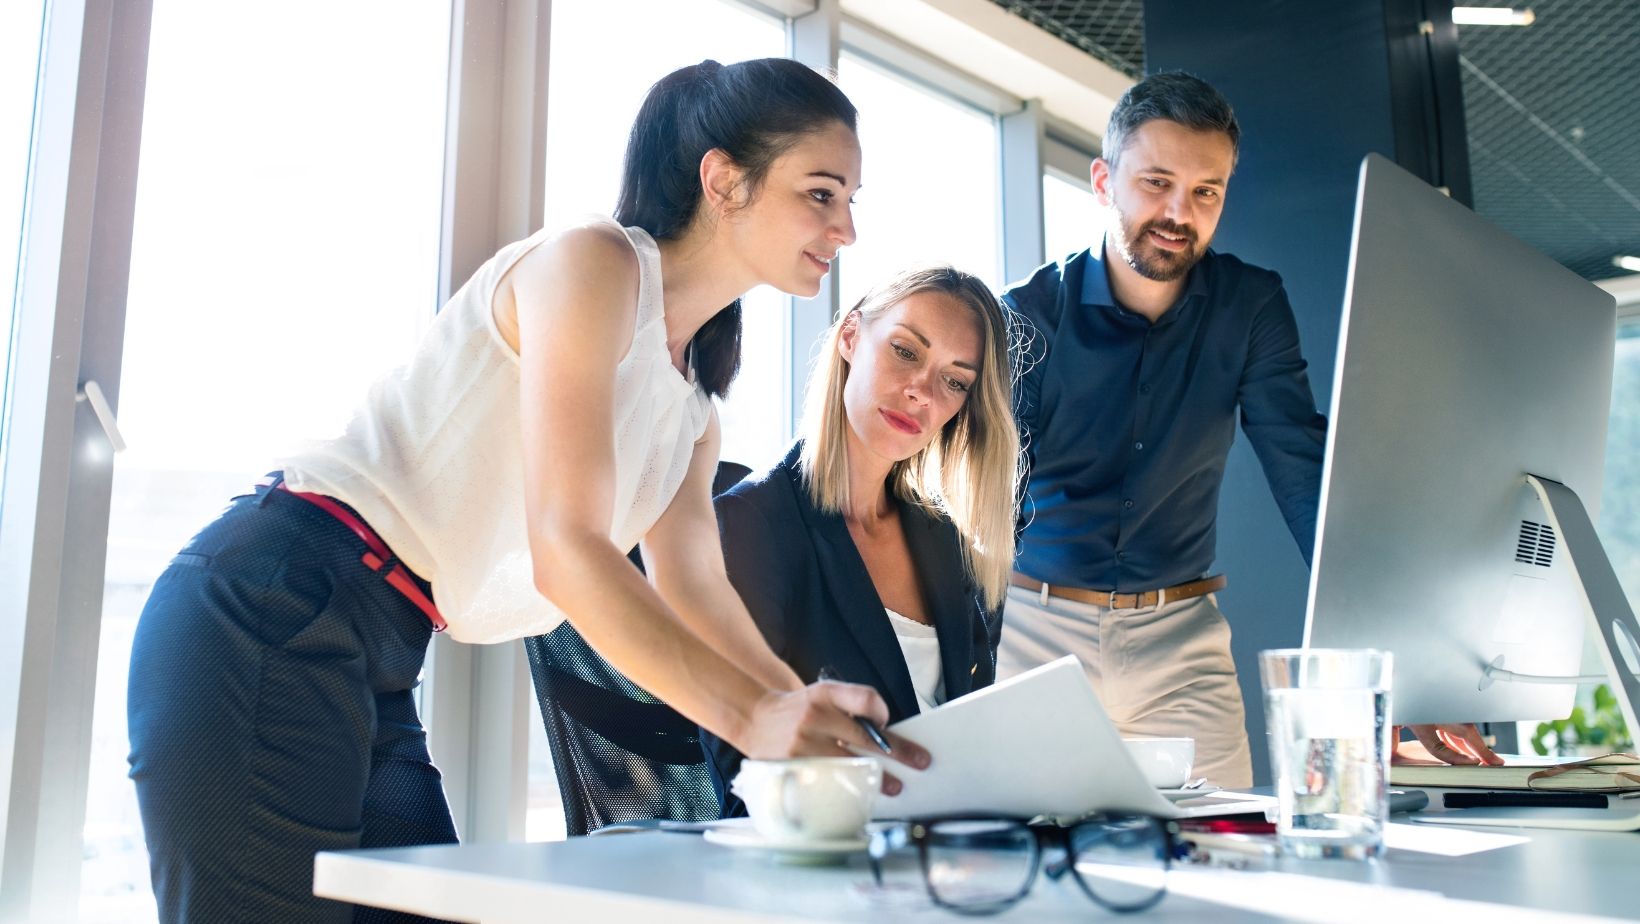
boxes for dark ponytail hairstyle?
[614,58,857,399]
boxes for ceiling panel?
[989,0,1144,78]
[990,0,1640,282]
[1459,0,1640,282]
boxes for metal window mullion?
[421,0,547,847]
[0,0,153,918]
[1046,112,1101,166]
[999,99,1047,286]
[1043,132,1096,190]
[784,0,842,440]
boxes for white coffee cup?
[1122,737,1195,789]
[732,757,881,842]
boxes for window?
[81,4,451,920]
[0,1,46,501]
[1043,170,1099,265]
[1589,314,1640,746]
[1520,312,1640,756]
[529,0,786,842]
[835,52,1002,308]
[1601,315,1640,606]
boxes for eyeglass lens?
[870,815,1171,915]
[1067,816,1170,911]
[922,819,1037,910]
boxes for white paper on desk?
[1413,806,1640,832]
[873,655,1271,820]
[1383,822,1528,856]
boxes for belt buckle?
[1039,581,1051,607]
[1113,590,1149,609]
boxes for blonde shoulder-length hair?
[799,265,1022,611]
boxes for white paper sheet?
[1382,821,1528,856]
[1163,868,1622,923]
[872,656,1274,820]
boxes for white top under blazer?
[281,221,713,643]
[886,607,946,714]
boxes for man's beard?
[1111,210,1206,283]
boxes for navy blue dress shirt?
[1005,241,1327,592]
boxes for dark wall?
[1142,0,1468,782]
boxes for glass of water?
[1259,649,1393,859]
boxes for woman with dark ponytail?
[127,58,928,923]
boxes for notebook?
[871,655,1276,821]
[1390,754,1640,793]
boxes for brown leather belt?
[1010,571,1227,610]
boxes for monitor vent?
[1515,520,1556,567]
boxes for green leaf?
[1594,684,1617,711]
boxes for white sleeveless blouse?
[280,222,713,643]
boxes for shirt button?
[1139,383,1151,395]
[1123,499,1135,509]
[1116,551,1127,561]
[1134,441,1145,451]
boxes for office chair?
[525,460,752,836]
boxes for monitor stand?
[1482,475,1640,746]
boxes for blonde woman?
[703,266,1020,810]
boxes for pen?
[817,666,894,756]
[854,716,894,755]
[1179,831,1278,865]
[1179,819,1277,835]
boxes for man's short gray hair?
[1103,71,1240,169]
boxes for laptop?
[873,656,1276,821]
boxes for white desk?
[315,804,1640,922]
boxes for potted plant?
[1531,684,1634,757]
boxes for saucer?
[1159,784,1221,799]
[702,818,869,862]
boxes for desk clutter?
[319,699,1640,921]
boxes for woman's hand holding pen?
[742,681,930,796]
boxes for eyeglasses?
[867,813,1178,915]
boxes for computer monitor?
[1304,154,1640,734]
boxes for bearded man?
[998,71,1498,786]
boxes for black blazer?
[704,442,1002,812]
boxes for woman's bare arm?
[508,223,921,765]
[640,411,804,694]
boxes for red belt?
[263,479,446,632]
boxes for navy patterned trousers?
[128,479,457,923]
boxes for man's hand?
[1391,724,1506,766]
[741,681,931,795]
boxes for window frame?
[0,2,153,916]
[0,3,1118,908]
[1044,131,1096,192]
[420,0,546,848]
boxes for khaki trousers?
[996,586,1254,788]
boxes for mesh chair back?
[525,460,752,835]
